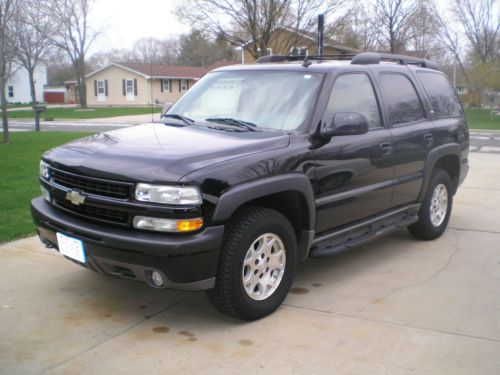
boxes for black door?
[314,72,394,234]
[377,72,434,206]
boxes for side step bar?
[309,204,420,258]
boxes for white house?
[5,62,47,104]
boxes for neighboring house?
[5,62,47,104]
[241,27,358,64]
[66,63,208,106]
[44,86,67,104]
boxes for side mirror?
[322,112,369,138]
[161,102,173,117]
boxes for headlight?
[135,184,202,205]
[39,160,50,179]
[133,216,204,233]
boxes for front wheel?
[408,168,453,240]
[208,206,297,320]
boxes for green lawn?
[465,108,500,130]
[7,102,31,108]
[0,132,92,243]
[8,106,161,120]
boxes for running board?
[309,204,420,258]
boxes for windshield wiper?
[205,117,259,132]
[161,113,194,126]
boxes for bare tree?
[45,0,100,109]
[15,0,53,130]
[453,0,499,63]
[404,1,440,52]
[373,0,420,53]
[432,2,470,86]
[0,0,19,144]
[176,0,344,60]
[328,4,382,51]
[132,37,178,66]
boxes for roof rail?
[351,52,440,70]
[255,51,440,71]
[255,54,355,64]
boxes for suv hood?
[43,123,290,182]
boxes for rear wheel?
[408,168,453,240]
[208,206,297,320]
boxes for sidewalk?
[0,152,499,374]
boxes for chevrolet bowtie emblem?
[66,190,86,206]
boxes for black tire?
[208,206,297,320]
[408,168,453,240]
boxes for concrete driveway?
[1,152,499,374]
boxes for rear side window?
[380,73,425,125]
[324,73,382,129]
[417,72,463,118]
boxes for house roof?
[83,62,208,80]
[208,60,241,71]
[117,62,208,79]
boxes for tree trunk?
[75,58,87,109]
[27,68,39,131]
[1,77,9,144]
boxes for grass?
[7,102,31,108]
[7,106,162,120]
[0,131,92,243]
[464,108,500,130]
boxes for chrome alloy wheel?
[242,233,286,301]
[430,183,448,227]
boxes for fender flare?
[212,174,316,231]
[419,144,462,201]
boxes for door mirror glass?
[322,112,369,137]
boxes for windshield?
[168,70,323,131]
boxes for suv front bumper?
[31,197,224,291]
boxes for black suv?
[31,52,469,320]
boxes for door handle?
[379,142,393,155]
[423,133,434,146]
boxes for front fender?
[211,174,316,231]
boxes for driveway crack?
[375,229,460,303]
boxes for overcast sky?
[90,0,188,53]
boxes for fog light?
[151,271,164,287]
[40,186,51,202]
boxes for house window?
[290,47,308,56]
[180,79,188,92]
[97,80,105,95]
[162,79,170,92]
[7,86,13,98]
[126,79,134,95]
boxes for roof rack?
[255,52,440,71]
[351,52,440,70]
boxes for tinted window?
[324,74,381,129]
[380,73,425,125]
[417,72,463,118]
